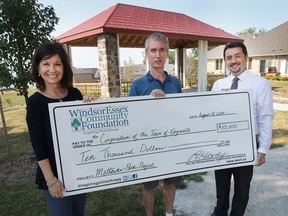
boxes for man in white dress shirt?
[210,42,274,216]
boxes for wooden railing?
[74,82,132,97]
[73,83,102,97]
[74,75,226,97]
[121,82,131,97]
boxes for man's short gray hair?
[144,32,169,52]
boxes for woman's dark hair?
[223,42,248,59]
[31,41,73,91]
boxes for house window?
[216,59,223,70]
[248,58,252,69]
[260,60,266,72]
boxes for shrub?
[265,75,288,81]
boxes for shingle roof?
[57,3,242,48]
[207,21,288,58]
[245,21,288,56]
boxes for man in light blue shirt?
[211,42,274,216]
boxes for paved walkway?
[174,146,288,216]
[174,103,288,215]
[273,102,288,111]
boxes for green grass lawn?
[0,80,287,215]
[1,88,36,109]
[270,80,288,101]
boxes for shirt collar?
[231,70,249,82]
[146,71,171,82]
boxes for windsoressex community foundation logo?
[69,105,129,131]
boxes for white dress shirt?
[212,70,274,154]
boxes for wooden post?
[0,95,13,166]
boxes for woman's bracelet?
[46,177,58,187]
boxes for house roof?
[207,21,288,59]
[73,67,99,83]
[57,3,242,48]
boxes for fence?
[74,82,132,97]
[74,75,226,97]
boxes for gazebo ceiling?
[57,3,243,48]
[64,33,231,48]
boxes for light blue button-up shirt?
[212,70,274,154]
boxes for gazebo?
[57,3,242,98]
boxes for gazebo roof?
[57,3,242,48]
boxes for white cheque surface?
[49,90,257,196]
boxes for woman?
[26,41,95,215]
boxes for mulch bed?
[0,154,37,185]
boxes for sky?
[38,0,288,68]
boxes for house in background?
[130,64,175,81]
[207,21,288,76]
[74,64,176,83]
[130,64,146,81]
[73,68,100,83]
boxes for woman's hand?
[47,177,65,199]
[38,159,65,199]
[83,94,97,102]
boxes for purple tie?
[230,77,239,89]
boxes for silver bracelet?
[46,177,57,187]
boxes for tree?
[236,27,266,37]
[122,57,136,82]
[190,48,198,58]
[0,65,12,94]
[0,0,59,104]
[168,50,175,64]
[186,47,216,75]
[186,50,198,75]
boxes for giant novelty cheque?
[49,90,257,196]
